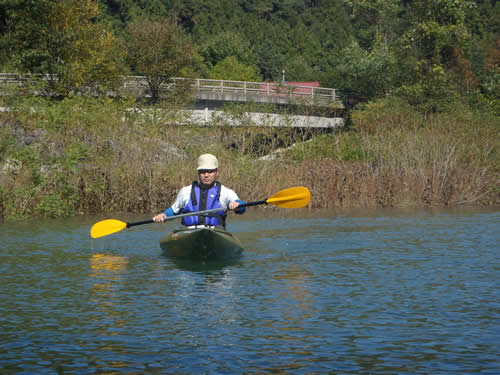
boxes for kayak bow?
[160,227,243,261]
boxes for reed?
[355,99,498,206]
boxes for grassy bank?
[0,96,498,219]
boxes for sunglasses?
[198,169,217,174]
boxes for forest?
[0,0,498,111]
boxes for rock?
[23,128,48,145]
[1,158,21,175]
[157,142,188,161]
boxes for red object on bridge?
[260,81,320,96]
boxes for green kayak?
[160,227,243,261]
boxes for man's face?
[198,169,218,187]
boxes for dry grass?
[0,96,498,218]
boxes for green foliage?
[256,39,284,81]
[126,18,196,103]
[282,55,317,82]
[344,0,400,49]
[39,98,79,132]
[337,133,366,161]
[208,56,261,82]
[0,95,140,218]
[5,0,127,96]
[11,146,43,185]
[3,187,37,218]
[200,31,256,68]
[395,0,473,85]
[35,193,75,218]
[393,64,459,114]
[64,141,90,173]
[0,127,15,159]
[287,132,366,162]
[331,41,395,102]
[2,0,497,111]
[469,90,500,117]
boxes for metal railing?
[1,73,338,103]
[123,76,337,101]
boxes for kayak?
[160,227,243,261]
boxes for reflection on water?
[274,266,316,327]
[89,253,129,311]
[90,253,129,297]
[88,254,131,371]
[266,266,317,372]
[0,208,498,373]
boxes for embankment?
[0,96,498,218]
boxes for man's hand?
[228,201,241,211]
[153,213,167,222]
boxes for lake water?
[0,207,498,374]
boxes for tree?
[391,0,475,111]
[126,18,196,103]
[396,0,473,75]
[0,3,9,69]
[257,39,284,81]
[5,0,126,96]
[207,56,261,82]
[330,41,395,104]
[200,31,256,68]
[344,0,400,50]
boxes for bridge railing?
[91,75,338,102]
[1,73,338,103]
[190,78,336,100]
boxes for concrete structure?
[186,109,343,128]
[127,108,343,129]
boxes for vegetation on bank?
[0,95,497,219]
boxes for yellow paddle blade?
[90,219,127,239]
[266,186,311,208]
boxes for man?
[152,153,246,228]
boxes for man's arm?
[221,186,246,214]
[153,186,191,222]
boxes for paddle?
[90,186,310,239]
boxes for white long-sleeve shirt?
[168,184,241,215]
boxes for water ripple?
[0,209,498,373]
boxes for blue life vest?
[181,181,226,227]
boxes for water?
[0,208,498,374]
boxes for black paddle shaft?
[240,200,267,208]
[125,200,267,228]
[125,207,227,228]
[127,219,154,228]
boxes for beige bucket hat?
[197,153,218,170]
